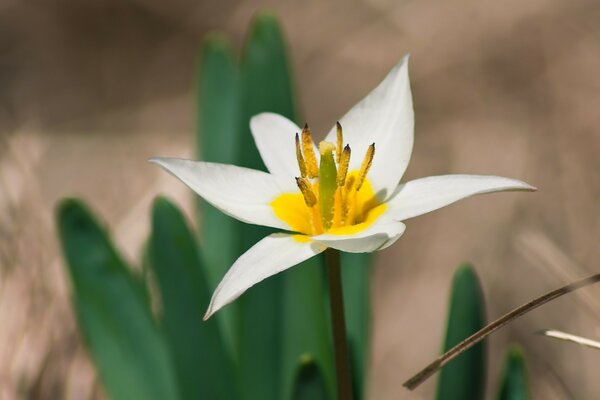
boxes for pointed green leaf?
[236,12,336,400]
[291,358,329,400]
[56,199,178,400]
[436,264,486,400]
[497,345,529,400]
[150,197,236,399]
[195,33,241,357]
[235,12,291,399]
[282,256,335,400]
[239,10,296,172]
[196,34,241,288]
[341,252,372,399]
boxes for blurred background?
[1,0,600,398]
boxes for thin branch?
[403,273,600,390]
[539,329,600,351]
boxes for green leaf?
[291,358,329,400]
[235,11,289,396]
[56,199,178,400]
[149,197,237,400]
[195,33,241,357]
[236,12,336,400]
[196,34,241,289]
[341,252,372,399]
[281,256,335,400]
[239,10,296,172]
[497,345,529,400]
[436,263,487,400]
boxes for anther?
[296,177,317,207]
[336,121,343,164]
[356,143,375,191]
[295,133,307,178]
[337,144,351,187]
[301,124,319,178]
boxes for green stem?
[325,249,353,400]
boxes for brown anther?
[295,133,307,178]
[301,124,319,178]
[336,121,343,164]
[296,177,317,207]
[356,143,375,191]
[337,144,351,187]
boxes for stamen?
[332,189,344,228]
[356,143,375,191]
[344,174,356,192]
[336,121,343,164]
[343,175,356,224]
[295,177,317,207]
[301,124,319,178]
[295,133,307,178]
[337,144,351,187]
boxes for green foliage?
[291,358,329,400]
[341,252,371,399]
[234,14,294,400]
[195,34,241,357]
[149,197,236,399]
[56,199,179,400]
[436,264,487,400]
[497,345,529,400]
[196,11,341,400]
[57,10,377,400]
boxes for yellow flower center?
[271,122,386,236]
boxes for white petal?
[250,113,316,177]
[204,233,326,319]
[150,157,288,230]
[325,55,414,200]
[312,220,406,253]
[387,174,536,221]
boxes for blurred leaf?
[196,34,241,289]
[195,33,241,361]
[341,252,371,399]
[436,264,487,400]
[236,12,336,400]
[291,358,329,400]
[282,257,335,400]
[497,345,529,400]
[149,197,237,400]
[56,199,178,400]
[239,10,296,172]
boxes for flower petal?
[312,220,406,253]
[150,157,289,230]
[387,174,536,221]
[204,233,326,319]
[325,55,414,200]
[250,113,317,177]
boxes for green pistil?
[319,141,337,230]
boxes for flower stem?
[325,249,353,400]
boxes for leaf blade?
[150,197,236,399]
[436,264,487,400]
[56,198,179,400]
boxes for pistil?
[318,141,338,230]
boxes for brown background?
[1,0,600,398]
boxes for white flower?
[150,55,535,319]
